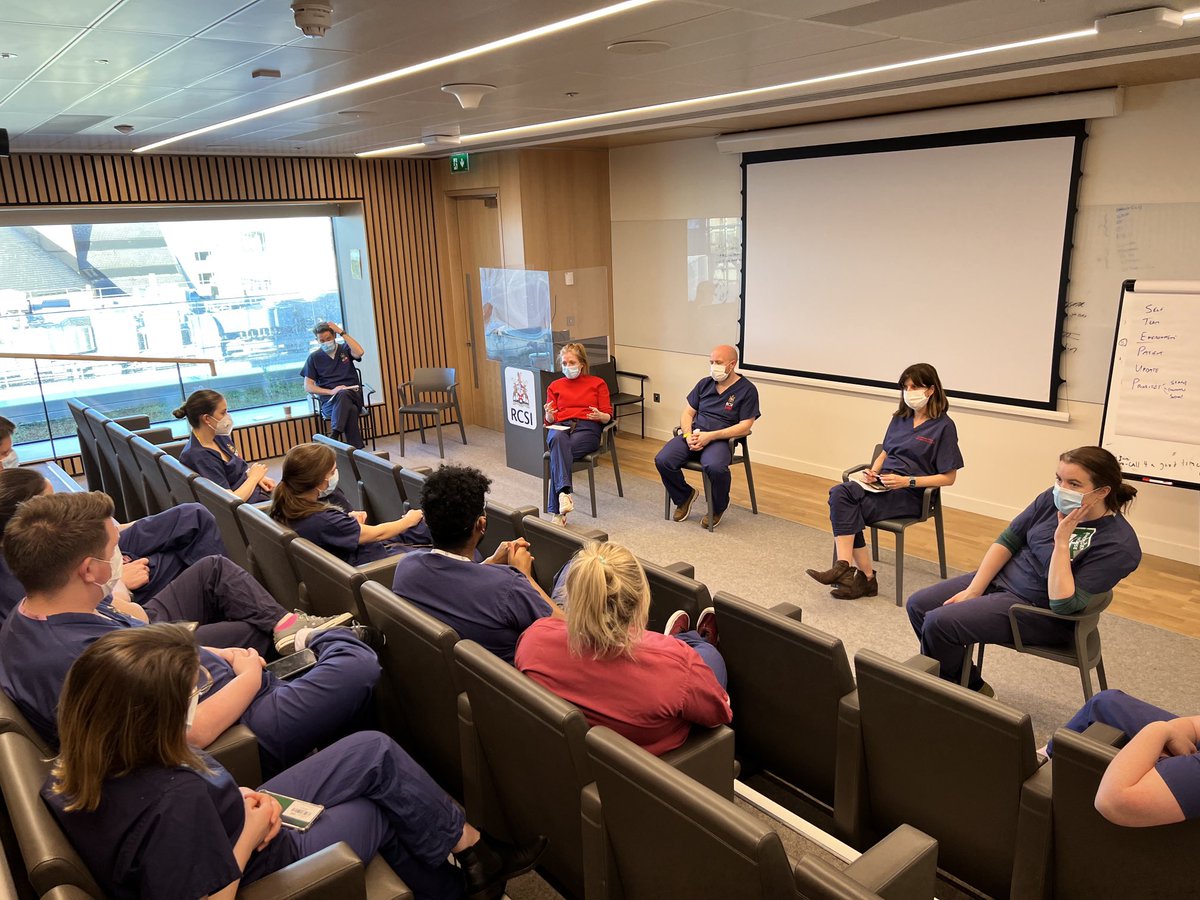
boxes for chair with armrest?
[286,538,401,624]
[520,515,607,597]
[842,444,947,607]
[191,476,252,572]
[0,731,409,900]
[64,400,101,492]
[129,434,175,515]
[454,640,735,899]
[82,408,127,520]
[638,558,709,635]
[352,450,409,523]
[713,591,855,826]
[103,422,151,521]
[314,433,368,514]
[396,368,467,459]
[606,357,649,439]
[237,503,304,610]
[397,466,428,508]
[310,366,378,451]
[836,649,1048,900]
[361,582,465,801]
[582,725,939,900]
[477,500,539,561]
[661,429,758,532]
[959,590,1114,702]
[157,452,199,504]
[1010,724,1200,899]
[541,418,623,518]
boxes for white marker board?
[1100,280,1200,490]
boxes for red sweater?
[546,374,612,423]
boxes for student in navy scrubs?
[807,362,964,600]
[44,625,546,900]
[301,321,367,449]
[907,446,1141,695]
[177,389,275,503]
[655,344,761,530]
[390,464,559,664]
[0,491,380,774]
[0,415,18,469]
[1048,690,1200,826]
[0,469,336,654]
[270,443,430,566]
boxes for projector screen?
[740,122,1084,409]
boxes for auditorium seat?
[836,649,1046,899]
[361,582,465,801]
[396,465,429,509]
[191,476,253,572]
[713,591,854,826]
[582,725,939,900]
[314,434,370,514]
[520,515,607,596]
[103,422,152,521]
[128,434,177,515]
[0,731,407,900]
[454,640,735,899]
[352,449,409,523]
[477,500,539,561]
[157,452,200,505]
[236,504,304,611]
[64,400,101,492]
[639,558,709,635]
[286,538,401,623]
[1011,724,1200,898]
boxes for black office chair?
[603,357,649,439]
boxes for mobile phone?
[260,790,324,831]
[266,648,317,680]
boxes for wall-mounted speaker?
[0,129,8,157]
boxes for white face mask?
[904,389,930,411]
[92,546,123,598]
[320,469,340,497]
[0,449,18,469]
[710,363,730,383]
[320,340,337,354]
[185,690,199,728]
[209,413,234,436]
[562,364,581,380]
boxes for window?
[0,216,343,444]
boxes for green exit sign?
[450,152,470,173]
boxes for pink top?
[515,617,731,755]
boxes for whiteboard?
[740,125,1080,408]
[1100,281,1200,490]
[1066,204,1200,403]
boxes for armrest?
[457,692,509,835]
[841,463,870,482]
[237,841,367,900]
[768,601,803,623]
[834,690,867,847]
[372,450,391,461]
[615,369,649,381]
[660,724,735,801]
[664,561,696,579]
[1012,760,1054,900]
[409,466,433,476]
[581,783,614,900]
[576,526,608,542]
[1081,721,1125,747]
[136,426,175,445]
[206,724,262,787]
[357,556,403,589]
[901,654,940,676]
[1008,603,1081,652]
[842,824,939,900]
[114,414,150,430]
[158,439,187,459]
[919,487,935,520]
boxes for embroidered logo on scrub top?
[724,394,736,410]
[1068,527,1096,559]
[915,435,934,445]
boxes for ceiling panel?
[1,80,103,115]
[194,44,356,92]
[0,23,82,84]
[0,0,124,29]
[37,28,182,84]
[98,0,256,38]
[118,37,279,88]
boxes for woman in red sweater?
[543,343,612,525]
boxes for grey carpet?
[385,425,1198,746]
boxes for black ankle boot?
[454,833,547,900]
[806,559,850,585]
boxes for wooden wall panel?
[0,152,450,465]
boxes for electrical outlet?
[653,393,660,403]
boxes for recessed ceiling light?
[0,52,18,60]
[133,0,666,153]
[606,39,670,54]
[94,58,109,64]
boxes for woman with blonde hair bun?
[516,541,730,755]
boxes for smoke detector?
[291,1,333,38]
[441,83,496,110]
[113,124,135,134]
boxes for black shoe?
[806,559,850,585]
[454,834,547,900]
[346,624,386,651]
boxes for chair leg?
[743,458,758,514]
[588,463,597,517]
[543,456,552,514]
[935,507,948,578]
[435,419,445,459]
[960,645,975,687]
[398,415,406,457]
[870,527,879,562]
[609,433,624,497]
[663,486,671,520]
[703,471,715,532]
[455,399,468,445]
[1080,664,1095,702]
[893,531,905,608]
[418,417,427,445]
[1096,656,1108,691]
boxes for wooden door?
[454,196,504,431]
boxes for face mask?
[0,449,18,469]
[1053,484,1100,514]
[904,389,930,411]
[185,691,199,729]
[710,364,730,383]
[208,414,234,436]
[320,340,337,354]
[93,546,123,598]
[320,469,339,498]
[562,364,581,380]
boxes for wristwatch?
[908,477,917,488]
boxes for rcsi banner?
[505,366,536,429]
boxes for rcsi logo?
[505,367,536,429]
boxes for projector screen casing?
[738,122,1085,410]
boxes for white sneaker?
[551,514,567,527]
[558,492,574,515]
[274,611,352,654]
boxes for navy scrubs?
[117,502,229,602]
[301,343,365,449]
[180,434,270,504]
[289,504,431,567]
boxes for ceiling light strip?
[359,26,1102,156]
[132,0,664,153]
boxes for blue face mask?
[1053,484,1098,514]
[320,340,337,354]
[562,365,581,380]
